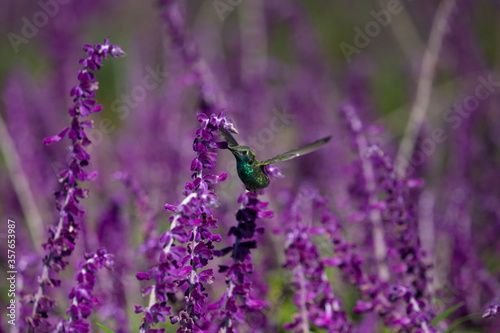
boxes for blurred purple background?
[1,0,500,332]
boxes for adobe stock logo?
[340,0,411,63]
[395,74,500,177]
[85,65,169,147]
[212,0,244,22]
[7,0,72,53]
[50,64,169,176]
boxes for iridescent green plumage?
[221,128,331,192]
[227,144,270,192]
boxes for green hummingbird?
[220,128,331,192]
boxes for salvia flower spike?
[135,112,237,332]
[27,39,124,332]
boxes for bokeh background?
[1,0,500,332]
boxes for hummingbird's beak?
[227,146,238,157]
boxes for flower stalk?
[136,112,237,332]
[27,39,125,332]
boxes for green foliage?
[431,302,465,326]
[96,322,116,333]
[445,313,483,333]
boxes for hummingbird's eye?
[242,151,248,155]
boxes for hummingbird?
[220,128,331,192]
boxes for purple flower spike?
[281,189,350,333]
[27,39,124,332]
[55,249,115,333]
[340,103,436,333]
[210,190,273,332]
[483,303,500,319]
[136,112,236,332]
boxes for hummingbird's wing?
[260,136,332,166]
[219,127,239,147]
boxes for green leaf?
[431,302,465,326]
[445,312,483,333]
[96,322,116,333]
